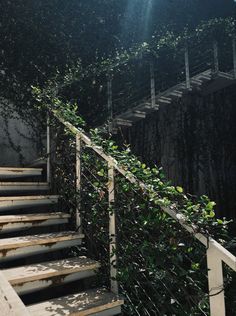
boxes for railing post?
[108,162,118,294]
[150,60,156,107]
[232,37,236,79]
[184,46,191,89]
[207,244,226,316]
[107,73,113,132]
[213,41,219,74]
[75,134,82,232]
[46,114,51,184]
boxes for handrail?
[53,110,236,270]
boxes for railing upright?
[184,46,191,89]
[213,41,219,74]
[107,73,113,132]
[150,60,156,107]
[46,114,51,184]
[207,244,225,316]
[75,134,82,232]
[108,162,118,294]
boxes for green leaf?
[176,186,183,193]
[206,201,216,211]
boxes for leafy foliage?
[43,93,236,315]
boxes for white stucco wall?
[0,101,43,166]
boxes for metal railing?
[104,35,236,121]
[47,109,236,316]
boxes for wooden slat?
[0,182,49,191]
[0,231,84,250]
[0,212,70,224]
[3,257,100,285]
[27,288,124,316]
[0,195,59,202]
[0,195,59,211]
[0,167,42,178]
[0,212,71,233]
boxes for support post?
[75,134,82,232]
[107,74,113,132]
[46,115,51,184]
[185,46,191,89]
[233,37,236,79]
[213,41,219,74]
[207,244,226,316]
[150,60,156,107]
[108,162,118,294]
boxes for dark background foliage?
[0,0,235,92]
[0,0,235,218]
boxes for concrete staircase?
[0,166,123,315]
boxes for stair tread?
[0,195,59,201]
[0,212,70,223]
[0,231,84,250]
[0,167,43,171]
[27,287,124,316]
[0,182,49,186]
[0,167,43,178]
[3,256,100,285]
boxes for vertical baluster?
[46,114,51,184]
[107,74,113,132]
[232,37,236,79]
[150,60,156,107]
[108,162,118,294]
[75,134,82,232]
[185,46,191,89]
[207,244,226,316]
[213,41,219,74]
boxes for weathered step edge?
[0,212,70,233]
[0,231,84,261]
[0,182,50,192]
[0,167,42,179]
[0,195,59,211]
[27,287,124,316]
[3,257,100,295]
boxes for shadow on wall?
[0,100,45,166]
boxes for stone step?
[0,182,49,193]
[3,257,100,295]
[0,195,59,211]
[0,167,42,179]
[27,287,124,316]
[0,231,84,261]
[0,212,70,233]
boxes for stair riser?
[0,171,42,179]
[0,239,82,261]
[96,306,122,316]
[0,185,49,193]
[0,218,69,233]
[0,199,58,211]
[13,270,97,295]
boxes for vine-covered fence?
[47,109,236,316]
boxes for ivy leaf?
[206,201,216,211]
[176,186,183,193]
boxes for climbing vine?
[33,79,236,314]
